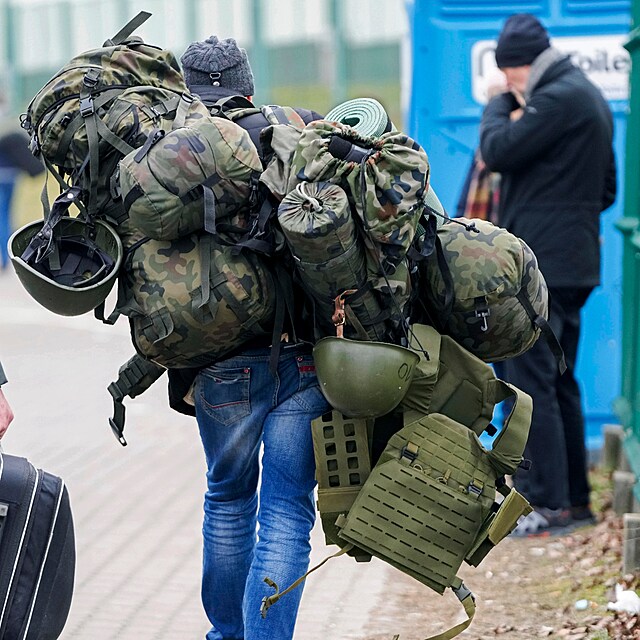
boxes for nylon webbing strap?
[515,289,566,374]
[485,379,533,476]
[420,579,476,640]
[260,544,354,619]
[104,11,152,46]
[107,354,165,446]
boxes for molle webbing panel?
[338,414,495,593]
[311,410,372,560]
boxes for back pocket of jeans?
[198,366,251,425]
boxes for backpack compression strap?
[107,354,165,446]
[103,11,152,46]
[515,288,567,374]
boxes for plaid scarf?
[462,150,501,222]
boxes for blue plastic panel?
[408,0,630,450]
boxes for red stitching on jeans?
[298,365,315,373]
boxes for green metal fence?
[0,0,407,127]
[617,1,640,491]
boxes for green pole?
[184,0,198,46]
[617,0,640,451]
[329,0,347,106]
[250,0,270,104]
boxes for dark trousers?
[501,287,593,510]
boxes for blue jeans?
[194,344,330,640]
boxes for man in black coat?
[480,13,616,535]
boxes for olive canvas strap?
[390,578,475,640]
[260,544,354,619]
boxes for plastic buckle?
[79,96,95,118]
[467,481,483,496]
[453,582,474,602]
[401,443,419,463]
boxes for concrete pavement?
[0,267,400,640]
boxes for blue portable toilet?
[406,0,630,450]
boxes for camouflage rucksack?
[415,217,565,367]
[20,11,193,221]
[115,230,277,369]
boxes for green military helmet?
[313,336,420,418]
[9,214,123,317]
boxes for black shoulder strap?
[515,289,567,374]
[107,354,165,446]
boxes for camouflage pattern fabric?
[119,116,262,240]
[424,218,549,362]
[278,181,387,339]
[24,43,185,166]
[121,231,276,368]
[288,121,430,271]
[22,41,188,219]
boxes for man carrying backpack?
[176,36,329,640]
[479,14,616,535]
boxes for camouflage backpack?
[278,120,430,342]
[261,324,533,640]
[415,217,565,367]
[20,11,197,222]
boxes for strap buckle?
[79,96,95,118]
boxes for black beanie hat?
[180,36,255,96]
[495,14,550,68]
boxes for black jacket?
[480,56,616,288]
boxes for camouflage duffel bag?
[421,218,563,364]
[118,115,263,241]
[118,231,276,368]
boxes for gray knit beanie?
[180,36,255,96]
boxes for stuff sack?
[288,120,429,272]
[20,11,189,219]
[119,231,277,368]
[419,217,556,363]
[278,181,391,340]
[118,115,263,240]
[282,121,430,340]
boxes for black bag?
[0,453,75,639]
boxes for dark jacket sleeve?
[0,131,44,177]
[0,361,7,386]
[480,90,568,173]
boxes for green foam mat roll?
[325,98,393,138]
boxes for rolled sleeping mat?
[425,185,448,228]
[278,181,388,340]
[324,98,395,138]
[325,98,446,231]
